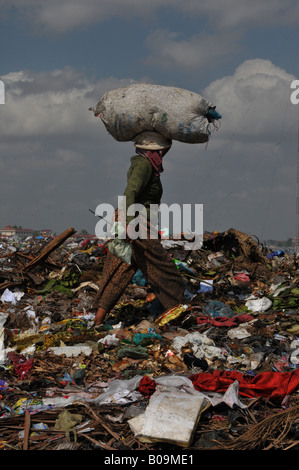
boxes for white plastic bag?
[245,296,272,312]
[93,375,143,405]
[107,239,132,264]
[107,221,132,264]
[1,288,24,304]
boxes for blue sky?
[1,1,299,241]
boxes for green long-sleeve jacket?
[123,155,162,224]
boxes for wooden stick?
[81,434,116,450]
[22,227,76,272]
[23,410,31,450]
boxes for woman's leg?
[93,250,137,324]
[132,237,185,310]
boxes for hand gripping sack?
[92,83,216,144]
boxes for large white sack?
[92,83,214,144]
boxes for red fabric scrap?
[189,368,299,400]
[7,352,34,380]
[138,376,156,397]
[234,273,250,283]
[196,313,254,327]
[15,359,34,380]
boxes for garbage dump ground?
[0,227,299,452]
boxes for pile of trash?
[0,227,298,451]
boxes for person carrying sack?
[93,132,186,325]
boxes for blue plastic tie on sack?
[207,109,222,121]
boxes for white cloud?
[2,1,299,78]
[203,59,297,142]
[144,29,240,69]
[0,68,134,139]
[180,0,299,30]
[0,0,169,33]
[0,67,137,232]
[2,0,299,33]
[156,59,298,239]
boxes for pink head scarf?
[136,147,170,176]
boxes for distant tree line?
[265,238,293,247]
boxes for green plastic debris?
[117,345,149,359]
[133,332,162,346]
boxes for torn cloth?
[7,352,34,380]
[196,313,254,327]
[189,368,299,400]
[138,376,156,397]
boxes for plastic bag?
[245,296,272,312]
[204,300,234,318]
[107,239,132,264]
[107,221,132,264]
[93,375,143,405]
[172,331,228,361]
[198,280,213,293]
[98,334,119,348]
[131,269,147,286]
[1,288,24,304]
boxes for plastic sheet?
[128,386,209,446]
[93,375,143,405]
